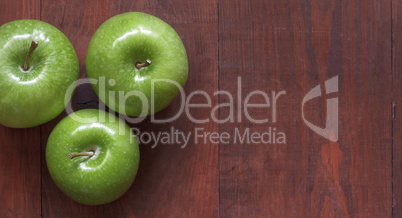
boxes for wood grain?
[0,1,41,218]
[393,0,402,216]
[218,0,392,217]
[0,0,398,217]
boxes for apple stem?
[136,59,151,69]
[23,41,38,71]
[68,152,94,159]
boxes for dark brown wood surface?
[0,0,41,217]
[219,0,392,217]
[393,0,402,217]
[0,0,399,217]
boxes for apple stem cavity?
[23,41,38,71]
[68,152,94,159]
[135,59,151,69]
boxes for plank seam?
[391,0,394,217]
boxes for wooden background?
[0,0,400,217]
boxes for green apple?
[46,109,140,205]
[0,19,79,128]
[86,12,188,117]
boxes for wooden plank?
[218,0,392,217]
[393,0,402,216]
[0,0,41,217]
[40,0,218,217]
[39,1,113,216]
